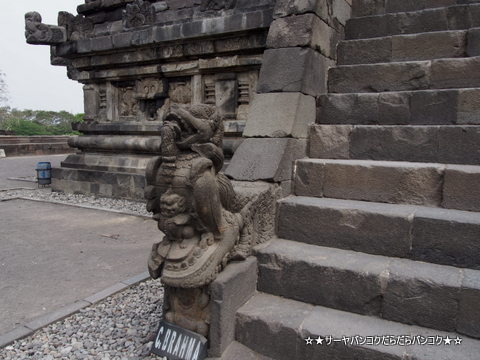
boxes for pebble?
[0,280,164,360]
[0,187,150,217]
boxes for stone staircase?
[220,1,480,359]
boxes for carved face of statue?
[162,104,220,151]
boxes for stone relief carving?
[135,78,168,100]
[57,11,94,41]
[119,86,138,117]
[25,12,66,45]
[200,0,237,11]
[123,0,155,29]
[145,103,256,335]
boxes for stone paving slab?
[0,198,159,337]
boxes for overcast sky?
[0,1,84,113]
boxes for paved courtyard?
[0,155,159,337]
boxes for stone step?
[317,89,480,126]
[353,0,480,17]
[254,238,480,337]
[338,30,470,65]
[308,125,480,165]
[294,159,480,211]
[236,292,480,360]
[329,57,480,93]
[346,4,480,40]
[277,196,480,269]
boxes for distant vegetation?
[0,71,83,136]
[0,107,84,136]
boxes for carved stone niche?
[57,11,94,41]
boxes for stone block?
[278,196,414,258]
[209,257,258,357]
[431,57,480,89]
[225,138,306,182]
[467,27,480,56]
[438,126,480,165]
[301,306,407,360]
[243,93,316,138]
[352,0,385,17]
[235,293,312,360]
[442,165,480,212]
[90,35,113,52]
[412,207,480,269]
[308,124,352,159]
[458,269,480,338]
[293,159,326,197]
[383,259,462,332]
[409,89,458,125]
[457,88,480,124]
[257,239,388,315]
[267,14,336,58]
[338,37,392,65]
[346,13,388,39]
[388,9,448,35]
[329,61,431,93]
[257,47,329,96]
[377,92,411,124]
[349,125,439,163]
[319,159,444,206]
[392,30,466,61]
[317,93,380,124]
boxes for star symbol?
[444,336,452,345]
[454,336,462,345]
[316,336,324,345]
[305,337,313,345]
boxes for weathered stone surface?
[317,89,480,126]
[243,93,316,138]
[409,89,458,124]
[296,159,444,206]
[412,207,480,269]
[438,126,480,165]
[467,27,480,56]
[443,165,480,212]
[236,292,312,360]
[458,269,480,338]
[225,138,306,182]
[329,61,431,93]
[338,37,392,65]
[267,13,338,58]
[383,259,462,332]
[257,238,388,315]
[317,93,380,125]
[431,57,480,89]
[209,257,258,357]
[308,124,352,159]
[278,196,414,258]
[349,125,439,163]
[258,47,330,96]
[352,0,385,17]
[392,30,466,61]
[274,0,351,27]
[457,88,480,124]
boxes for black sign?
[151,320,208,360]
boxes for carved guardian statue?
[145,104,251,336]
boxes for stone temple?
[26,0,480,359]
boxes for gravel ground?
[0,280,165,360]
[0,188,150,217]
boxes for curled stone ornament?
[25,11,66,45]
